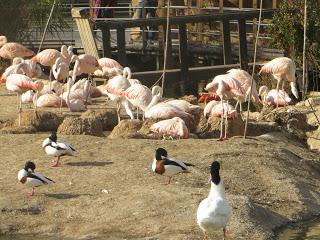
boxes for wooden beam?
[238,19,248,70]
[239,0,243,8]
[116,27,127,66]
[222,20,232,64]
[95,10,277,29]
[163,24,174,69]
[178,24,193,95]
[272,0,277,9]
[252,0,257,46]
[101,26,111,58]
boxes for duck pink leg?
[52,156,60,167]
[27,187,35,197]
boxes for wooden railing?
[72,8,278,95]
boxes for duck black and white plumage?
[18,161,55,196]
[197,161,232,240]
[42,132,76,167]
[151,148,193,184]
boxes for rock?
[197,115,245,139]
[0,125,37,134]
[81,109,118,131]
[260,107,310,132]
[108,119,145,139]
[13,111,62,131]
[138,118,158,135]
[57,116,104,136]
[246,121,281,136]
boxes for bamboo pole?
[302,0,307,99]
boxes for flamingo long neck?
[66,78,72,107]
[123,67,132,79]
[145,86,163,111]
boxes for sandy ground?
[1,85,320,240]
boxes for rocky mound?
[81,109,118,131]
[57,116,104,136]
[108,119,147,139]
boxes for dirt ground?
[1,85,320,240]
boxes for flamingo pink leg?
[223,101,229,140]
[18,93,22,126]
[218,100,224,141]
[59,78,66,112]
[276,80,280,109]
[116,103,121,123]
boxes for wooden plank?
[131,64,241,88]
[252,0,257,46]
[95,10,277,29]
[116,27,127,66]
[239,0,243,8]
[238,18,248,70]
[178,24,192,95]
[101,26,111,58]
[222,19,232,64]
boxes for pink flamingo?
[227,68,260,109]
[61,79,92,104]
[6,74,43,125]
[205,74,244,140]
[94,57,123,78]
[122,84,163,120]
[165,99,201,125]
[52,56,70,110]
[34,93,67,108]
[204,100,237,140]
[122,67,141,85]
[150,117,189,139]
[145,102,195,131]
[258,85,292,107]
[105,74,135,123]
[0,36,34,59]
[65,77,86,112]
[259,57,298,108]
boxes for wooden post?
[101,26,111,58]
[238,19,248,70]
[219,0,224,10]
[222,20,232,64]
[272,0,277,9]
[252,0,257,49]
[179,24,192,95]
[196,1,203,41]
[239,0,243,8]
[116,26,127,66]
[163,24,174,69]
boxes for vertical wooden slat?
[116,26,127,66]
[252,0,257,47]
[239,0,243,8]
[272,0,277,9]
[101,26,111,58]
[179,24,193,95]
[196,1,203,41]
[222,20,232,64]
[163,24,174,69]
[238,18,248,70]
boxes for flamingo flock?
[3,32,301,240]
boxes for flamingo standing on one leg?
[52,57,70,111]
[6,74,43,125]
[0,36,34,59]
[258,57,299,108]
[32,48,62,92]
[205,74,245,140]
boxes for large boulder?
[197,115,245,139]
[13,111,62,131]
[81,109,118,131]
[108,119,146,139]
[57,116,104,136]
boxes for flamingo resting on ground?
[0,36,34,59]
[258,85,292,107]
[94,57,123,78]
[205,74,245,140]
[259,57,299,108]
[150,117,189,139]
